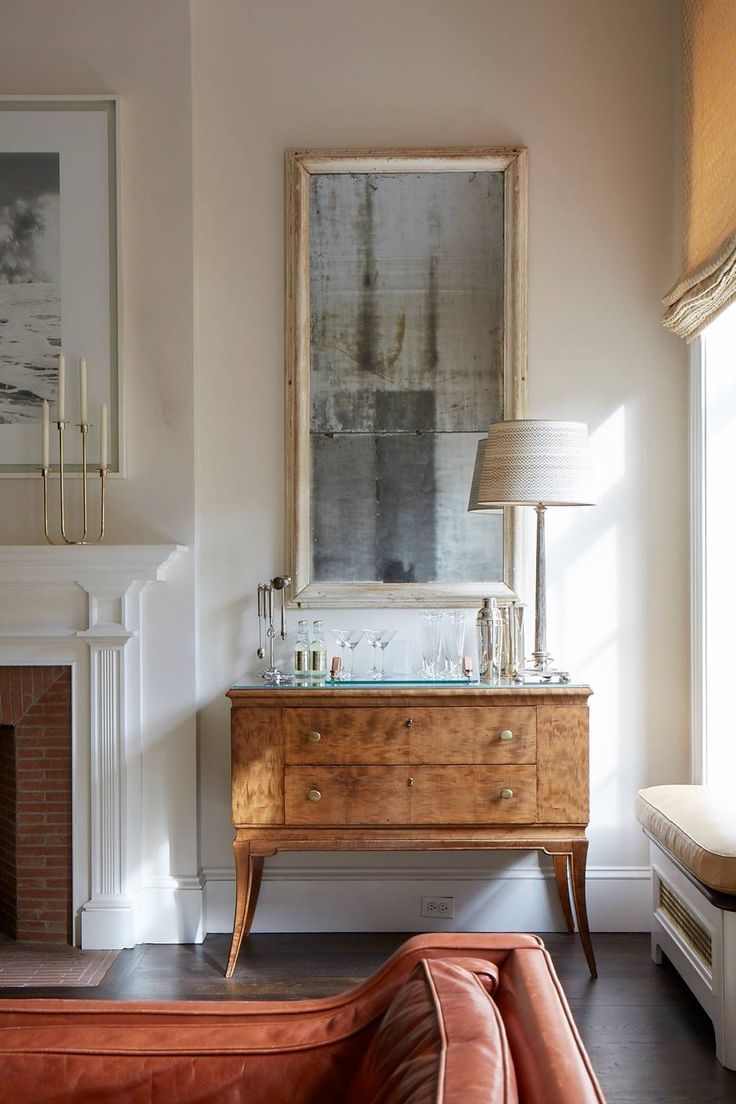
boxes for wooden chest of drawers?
[226,684,594,978]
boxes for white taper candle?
[79,357,87,423]
[42,399,49,469]
[57,354,65,422]
[100,403,108,470]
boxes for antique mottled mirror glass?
[285,148,526,607]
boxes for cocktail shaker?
[476,597,502,683]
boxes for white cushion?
[636,785,736,894]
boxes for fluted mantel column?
[75,547,183,949]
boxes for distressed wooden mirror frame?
[285,147,527,608]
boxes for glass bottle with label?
[309,620,327,681]
[293,619,310,679]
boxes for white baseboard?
[137,875,206,943]
[202,861,650,935]
[81,899,137,949]
[83,863,651,945]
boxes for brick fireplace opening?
[0,667,72,943]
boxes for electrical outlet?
[420,895,455,919]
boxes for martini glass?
[330,629,362,679]
[376,629,397,680]
[363,629,388,680]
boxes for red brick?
[18,828,69,841]
[16,748,53,762]
[21,897,66,909]
[11,670,23,720]
[16,842,67,855]
[15,728,69,740]
[0,665,72,944]
[0,669,13,723]
[15,770,44,783]
[18,801,65,813]
[35,683,70,699]
[17,813,68,828]
[18,779,70,792]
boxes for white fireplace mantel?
[0,544,186,949]
[0,544,182,588]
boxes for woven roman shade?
[663,0,736,340]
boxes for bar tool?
[272,575,291,639]
[266,585,274,646]
[256,585,265,659]
[256,574,294,684]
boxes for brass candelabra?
[41,419,107,545]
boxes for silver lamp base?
[525,505,572,682]
[519,652,571,683]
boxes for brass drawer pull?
[500,788,514,800]
[405,718,414,728]
[307,731,321,743]
[407,776,414,787]
[307,788,322,802]
[499,730,514,741]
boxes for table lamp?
[470,419,594,680]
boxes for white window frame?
[691,304,736,784]
[690,336,707,783]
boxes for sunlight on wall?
[543,404,626,551]
[591,405,627,497]
[547,406,627,838]
[703,302,736,782]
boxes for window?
[698,302,736,782]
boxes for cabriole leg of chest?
[225,837,265,979]
[570,838,597,978]
[551,852,575,934]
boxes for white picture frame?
[0,97,120,475]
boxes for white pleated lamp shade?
[475,420,595,507]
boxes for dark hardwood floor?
[1,932,735,1102]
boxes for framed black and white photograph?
[0,98,119,473]
[285,147,527,607]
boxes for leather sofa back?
[0,934,604,1103]
[347,958,518,1103]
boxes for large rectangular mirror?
[285,147,526,607]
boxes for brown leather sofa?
[0,933,605,1103]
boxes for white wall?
[0,0,200,937]
[0,0,688,939]
[193,0,689,931]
